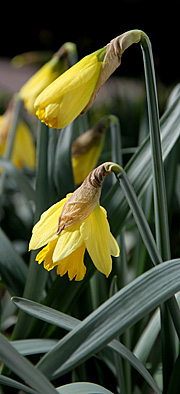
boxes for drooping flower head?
[0,100,36,170]
[19,42,77,114]
[29,162,122,281]
[34,30,142,129]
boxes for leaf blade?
[33,259,180,387]
[0,228,27,296]
[0,333,57,394]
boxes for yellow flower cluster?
[3,30,142,281]
[20,30,142,130]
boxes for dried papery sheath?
[57,162,122,234]
[83,30,142,113]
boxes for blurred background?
[0,0,179,95]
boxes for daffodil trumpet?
[29,162,122,281]
[34,30,146,129]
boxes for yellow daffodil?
[29,162,120,281]
[34,30,142,130]
[72,118,108,185]
[34,47,106,129]
[19,42,77,114]
[0,108,36,170]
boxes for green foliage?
[0,33,180,394]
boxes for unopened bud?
[72,118,107,158]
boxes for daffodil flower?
[34,47,106,129]
[29,162,121,281]
[34,30,142,129]
[19,42,77,114]
[0,112,36,170]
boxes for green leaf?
[133,308,160,364]
[56,382,113,394]
[11,122,50,340]
[0,157,35,202]
[12,297,79,330]
[0,375,38,394]
[0,333,57,394]
[35,259,180,382]
[0,228,27,296]
[167,354,180,394]
[11,339,58,355]
[11,320,161,393]
[54,122,75,198]
[12,295,162,394]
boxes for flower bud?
[34,30,143,129]
[72,118,108,184]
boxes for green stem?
[140,33,171,260]
[140,33,175,392]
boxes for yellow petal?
[56,244,86,281]
[11,122,36,169]
[80,204,117,277]
[100,206,120,257]
[29,197,69,250]
[0,115,36,170]
[34,49,104,129]
[53,223,84,262]
[72,141,104,185]
[36,239,58,271]
[109,233,120,257]
[19,56,62,114]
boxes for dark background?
[0,0,179,86]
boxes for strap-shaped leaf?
[35,259,180,381]
[0,158,35,202]
[54,122,75,198]
[0,333,57,394]
[0,375,38,394]
[0,228,27,296]
[12,297,161,394]
[56,382,113,394]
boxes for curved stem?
[140,33,171,260]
